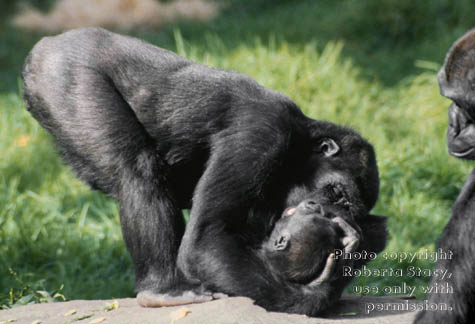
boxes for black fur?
[22,28,383,316]
[415,29,475,324]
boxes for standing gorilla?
[415,29,475,324]
[22,28,383,316]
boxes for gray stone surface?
[0,295,419,324]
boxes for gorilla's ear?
[358,215,388,255]
[438,29,475,109]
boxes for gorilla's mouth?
[450,147,475,157]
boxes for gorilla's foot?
[137,290,227,307]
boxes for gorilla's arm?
[415,170,475,324]
[176,108,344,316]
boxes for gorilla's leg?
[119,148,211,307]
[23,65,210,306]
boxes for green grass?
[1,0,474,307]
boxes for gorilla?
[415,29,475,324]
[22,27,385,316]
[263,201,349,285]
[262,199,386,289]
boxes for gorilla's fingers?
[332,216,358,237]
[137,290,213,307]
[308,253,335,287]
[332,217,360,252]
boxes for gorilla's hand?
[307,252,337,287]
[305,217,360,289]
[333,216,361,252]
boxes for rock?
[0,295,419,324]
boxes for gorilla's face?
[285,127,379,221]
[262,199,348,284]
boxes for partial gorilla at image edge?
[414,29,475,324]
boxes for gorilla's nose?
[298,199,324,216]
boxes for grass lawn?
[1,0,474,307]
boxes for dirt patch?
[12,0,219,32]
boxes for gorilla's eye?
[319,138,339,157]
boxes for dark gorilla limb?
[415,29,475,324]
[22,28,383,315]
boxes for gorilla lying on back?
[263,200,349,285]
[415,29,475,324]
[22,27,386,316]
[263,199,386,289]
